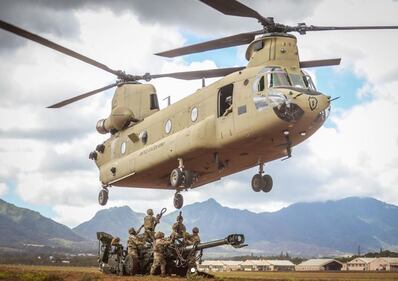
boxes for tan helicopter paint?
[93,34,330,190]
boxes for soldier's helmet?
[155,231,164,239]
[192,227,199,234]
[147,209,154,215]
[128,227,136,235]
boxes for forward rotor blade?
[155,30,262,57]
[150,66,245,80]
[0,19,122,77]
[290,24,398,34]
[199,0,272,26]
[47,83,118,108]
[300,58,341,68]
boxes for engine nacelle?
[96,83,159,134]
[96,106,135,134]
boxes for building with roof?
[369,257,398,271]
[241,260,270,271]
[266,260,295,271]
[198,260,242,272]
[241,260,295,271]
[199,259,295,272]
[296,259,343,271]
[346,258,375,271]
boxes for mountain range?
[1,196,398,256]
[0,198,85,250]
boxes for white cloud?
[0,182,8,197]
[1,1,398,227]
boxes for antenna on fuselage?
[163,96,171,106]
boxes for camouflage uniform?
[150,232,171,276]
[185,227,201,245]
[170,214,186,241]
[144,209,159,241]
[110,237,123,260]
[127,227,144,259]
[186,227,201,270]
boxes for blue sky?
[3,181,56,218]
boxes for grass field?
[1,265,398,281]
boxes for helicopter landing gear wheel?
[251,174,264,192]
[174,193,184,209]
[262,174,273,193]
[170,168,183,188]
[98,188,108,206]
[183,170,195,188]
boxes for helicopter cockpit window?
[267,68,291,88]
[289,73,307,89]
[252,40,264,52]
[150,94,159,110]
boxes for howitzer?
[185,234,246,252]
[97,232,246,277]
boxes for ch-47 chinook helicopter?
[2,0,398,209]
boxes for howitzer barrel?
[185,234,245,252]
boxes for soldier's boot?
[150,264,157,275]
[160,264,166,277]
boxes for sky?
[0,0,397,227]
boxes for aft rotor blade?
[0,19,122,77]
[155,30,262,57]
[199,0,272,26]
[150,66,245,80]
[300,58,341,68]
[47,83,118,108]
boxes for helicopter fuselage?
[93,34,331,191]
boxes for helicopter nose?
[294,92,331,124]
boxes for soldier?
[127,227,144,259]
[170,212,186,241]
[186,227,201,245]
[184,227,201,272]
[110,236,123,258]
[222,96,233,117]
[150,231,171,277]
[143,208,159,241]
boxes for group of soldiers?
[112,208,200,277]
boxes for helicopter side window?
[218,84,234,118]
[150,94,159,110]
[252,40,264,52]
[257,76,265,92]
[302,73,317,91]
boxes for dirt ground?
[1,265,398,281]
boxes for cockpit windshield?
[267,68,290,88]
[255,67,317,92]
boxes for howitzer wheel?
[124,255,139,275]
[173,193,184,209]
